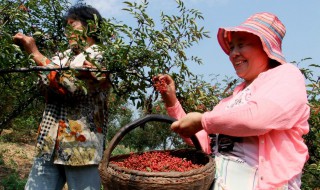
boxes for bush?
[1,173,27,190]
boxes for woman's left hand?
[77,60,96,79]
[82,60,96,69]
[171,112,204,137]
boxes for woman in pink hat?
[153,12,309,190]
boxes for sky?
[79,0,320,81]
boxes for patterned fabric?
[225,87,252,110]
[35,45,110,166]
[217,12,287,65]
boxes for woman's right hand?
[13,33,40,55]
[153,74,178,107]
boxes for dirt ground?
[0,142,35,179]
[0,129,36,189]
[0,130,76,190]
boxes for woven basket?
[99,114,215,190]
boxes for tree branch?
[0,86,39,129]
[0,66,110,74]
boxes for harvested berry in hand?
[154,78,167,93]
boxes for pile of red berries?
[111,151,202,172]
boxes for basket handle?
[101,114,202,168]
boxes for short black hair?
[64,4,103,43]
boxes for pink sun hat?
[217,12,287,65]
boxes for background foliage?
[0,0,319,189]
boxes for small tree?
[298,59,320,189]
[0,0,210,130]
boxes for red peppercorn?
[111,151,202,172]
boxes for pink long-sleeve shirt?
[167,63,309,189]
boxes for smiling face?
[228,32,270,85]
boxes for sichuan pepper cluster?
[111,151,202,172]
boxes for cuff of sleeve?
[166,101,181,116]
[201,111,216,134]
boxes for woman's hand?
[171,112,203,137]
[153,74,178,107]
[13,33,40,55]
[13,33,48,66]
[76,60,97,79]
[82,60,97,69]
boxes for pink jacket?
[167,63,309,189]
